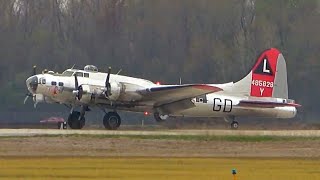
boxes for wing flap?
[158,99,196,114]
[139,84,222,106]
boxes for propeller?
[33,65,37,75]
[73,73,83,100]
[33,100,38,108]
[24,65,37,105]
[105,67,112,97]
[23,93,34,104]
[23,93,40,108]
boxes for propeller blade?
[34,102,38,108]
[106,67,111,87]
[74,73,79,89]
[73,73,84,100]
[77,85,83,100]
[104,67,112,97]
[33,65,37,75]
[32,94,38,108]
[23,96,29,104]
[23,93,34,104]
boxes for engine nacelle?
[78,85,94,104]
[77,82,123,103]
[108,81,123,101]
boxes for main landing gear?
[68,111,85,129]
[68,105,87,129]
[67,108,122,130]
[103,111,121,130]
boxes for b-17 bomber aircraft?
[25,48,300,130]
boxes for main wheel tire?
[68,111,85,129]
[68,111,80,128]
[231,121,239,130]
[78,116,86,129]
[103,112,121,130]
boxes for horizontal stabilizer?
[238,100,301,108]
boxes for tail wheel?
[154,112,169,122]
[103,112,121,130]
[231,121,239,130]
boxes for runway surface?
[0,129,319,137]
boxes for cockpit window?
[84,73,89,78]
[61,70,74,77]
[41,78,46,84]
[75,72,83,77]
[39,78,46,84]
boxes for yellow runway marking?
[0,157,319,180]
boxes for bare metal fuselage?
[31,72,297,119]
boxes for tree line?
[0,0,319,123]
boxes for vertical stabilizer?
[233,48,288,99]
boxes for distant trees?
[0,0,319,121]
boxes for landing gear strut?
[68,111,85,129]
[225,116,239,130]
[68,106,87,129]
[103,112,121,130]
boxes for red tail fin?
[250,48,280,97]
[231,48,288,98]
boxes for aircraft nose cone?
[26,76,38,93]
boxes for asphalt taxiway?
[0,129,319,137]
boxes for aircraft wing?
[238,100,301,108]
[138,84,222,107]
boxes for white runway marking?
[0,129,319,137]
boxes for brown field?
[0,135,319,157]
[0,134,319,179]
